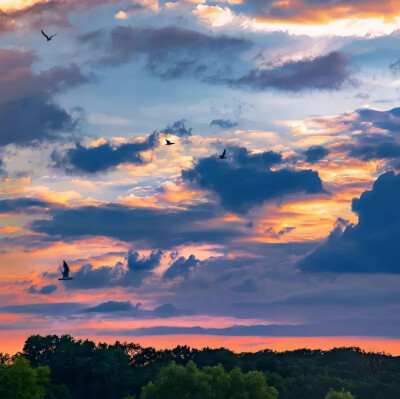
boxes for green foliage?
[0,356,50,399]
[18,335,400,399]
[141,360,278,399]
[325,389,355,399]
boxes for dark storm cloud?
[210,119,238,129]
[231,52,352,91]
[30,203,243,248]
[303,146,329,164]
[52,132,158,174]
[0,49,90,146]
[163,255,200,280]
[182,148,325,213]
[28,284,57,295]
[300,171,400,273]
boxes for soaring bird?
[165,139,175,145]
[41,29,57,41]
[58,260,73,281]
[218,149,227,159]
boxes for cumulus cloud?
[182,147,325,213]
[303,145,329,164]
[0,49,90,147]
[300,171,400,273]
[52,133,158,174]
[163,255,200,280]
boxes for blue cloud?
[28,285,57,295]
[303,146,329,164]
[182,147,325,213]
[30,203,243,247]
[163,255,199,280]
[210,119,238,129]
[82,301,135,312]
[52,132,158,174]
[300,171,400,273]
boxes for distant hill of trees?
[1,334,399,398]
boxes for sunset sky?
[1,0,400,355]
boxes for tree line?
[1,334,399,398]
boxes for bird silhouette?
[41,29,57,41]
[58,260,73,280]
[218,149,227,159]
[165,139,175,145]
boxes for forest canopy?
[1,334,399,399]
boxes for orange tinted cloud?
[0,226,22,234]
[256,0,396,25]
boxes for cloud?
[80,25,252,80]
[0,97,79,147]
[82,300,136,312]
[210,119,238,129]
[30,203,243,248]
[303,145,329,164]
[299,171,400,273]
[0,302,83,315]
[52,132,158,174]
[182,147,325,213]
[80,300,184,318]
[163,255,200,280]
[231,278,258,293]
[98,319,400,337]
[157,119,192,137]
[0,0,143,33]
[66,262,125,289]
[231,52,352,91]
[126,249,163,285]
[0,197,56,214]
[0,49,90,146]
[265,226,296,239]
[28,284,57,295]
[233,0,394,25]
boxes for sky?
[1,0,400,356]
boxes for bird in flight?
[58,260,73,281]
[41,29,57,41]
[165,139,175,145]
[218,149,227,159]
